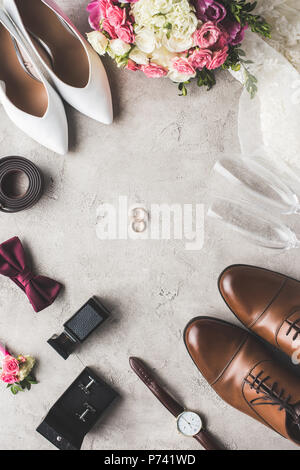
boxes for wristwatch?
[129,357,221,450]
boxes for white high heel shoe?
[5,0,113,125]
[0,9,68,155]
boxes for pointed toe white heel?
[0,10,68,155]
[5,0,113,125]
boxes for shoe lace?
[286,318,300,341]
[245,370,300,427]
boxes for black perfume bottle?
[36,367,118,450]
[48,297,109,359]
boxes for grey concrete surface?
[0,0,299,451]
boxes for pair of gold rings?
[131,207,148,233]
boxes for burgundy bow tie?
[0,236,62,312]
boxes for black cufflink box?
[36,367,118,450]
[48,297,110,359]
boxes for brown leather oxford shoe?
[184,317,300,446]
[219,265,300,363]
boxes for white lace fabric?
[255,0,300,73]
[231,0,300,169]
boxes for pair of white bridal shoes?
[0,0,113,155]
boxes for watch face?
[177,411,202,437]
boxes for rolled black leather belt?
[0,156,43,213]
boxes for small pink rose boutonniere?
[0,345,37,395]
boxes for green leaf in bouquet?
[246,1,257,12]
[178,82,188,96]
[115,55,129,68]
[20,380,27,390]
[243,66,258,98]
[231,63,241,71]
[197,69,216,91]
[223,0,271,38]
[222,45,241,70]
[115,47,132,68]
[10,384,23,395]
[26,375,38,385]
[223,45,255,78]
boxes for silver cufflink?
[76,403,96,423]
[78,376,96,395]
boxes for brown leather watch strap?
[194,429,221,450]
[129,357,184,417]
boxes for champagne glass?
[208,197,300,250]
[214,158,300,214]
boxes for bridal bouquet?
[86,0,270,95]
[0,344,37,395]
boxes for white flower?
[109,39,131,57]
[163,35,194,52]
[106,47,116,59]
[135,28,156,53]
[168,67,196,83]
[131,0,197,53]
[129,47,149,65]
[151,46,176,67]
[18,356,36,382]
[86,31,108,55]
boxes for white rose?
[109,39,131,57]
[135,28,156,54]
[163,35,194,53]
[151,46,176,68]
[86,31,108,55]
[168,68,196,83]
[129,47,149,65]
[132,0,174,22]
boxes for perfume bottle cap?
[48,297,110,359]
[47,332,76,360]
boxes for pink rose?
[141,63,168,78]
[172,57,196,76]
[0,373,18,384]
[213,30,229,50]
[101,19,118,39]
[116,22,135,44]
[87,1,102,30]
[87,0,112,29]
[188,48,212,69]
[207,46,228,69]
[193,21,222,48]
[2,355,19,376]
[106,4,126,28]
[126,59,140,71]
[98,0,112,18]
